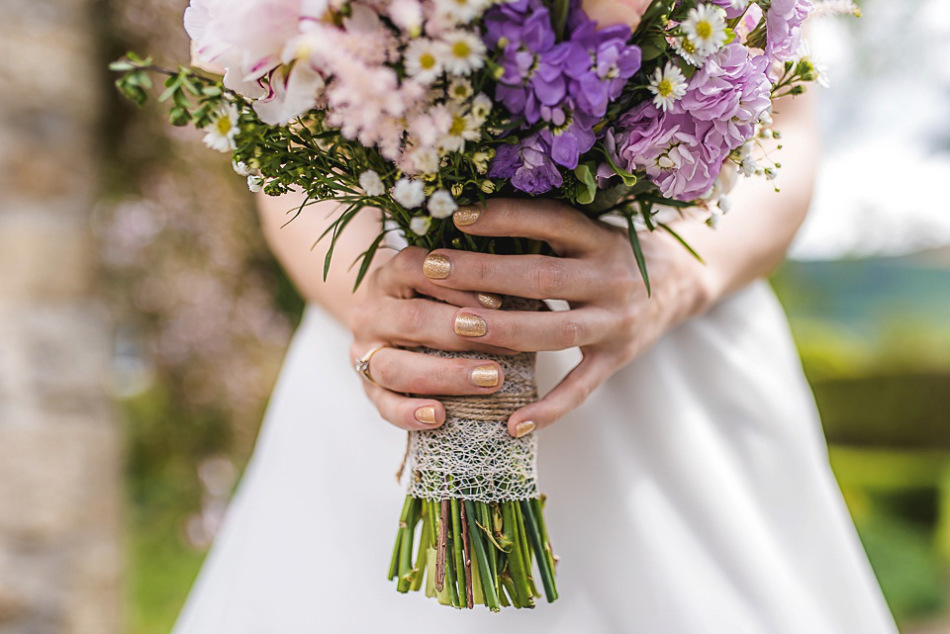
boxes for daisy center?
[419,52,437,70]
[657,79,673,97]
[215,116,233,135]
[452,41,471,58]
[695,21,712,39]
[449,115,466,136]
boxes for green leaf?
[625,214,651,297]
[352,231,387,291]
[658,221,705,264]
[603,150,638,187]
[573,163,598,205]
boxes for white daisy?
[648,62,687,112]
[404,39,447,84]
[441,31,486,76]
[392,178,426,209]
[681,4,728,57]
[232,160,252,176]
[359,170,385,196]
[447,77,473,101]
[672,36,707,67]
[433,0,489,25]
[427,190,458,218]
[409,215,432,235]
[437,104,482,153]
[202,103,240,152]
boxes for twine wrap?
[406,298,542,503]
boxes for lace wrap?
[406,298,542,503]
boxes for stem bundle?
[389,494,558,610]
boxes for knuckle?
[399,299,428,337]
[536,259,566,297]
[557,317,581,348]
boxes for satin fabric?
[175,281,897,633]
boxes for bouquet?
[112,0,856,612]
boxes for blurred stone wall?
[0,0,121,632]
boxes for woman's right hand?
[348,246,510,431]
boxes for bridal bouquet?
[113,0,853,612]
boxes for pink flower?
[580,0,652,31]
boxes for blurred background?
[0,0,948,632]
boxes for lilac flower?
[679,43,771,151]
[484,0,569,124]
[489,134,563,194]
[607,45,770,201]
[765,0,812,63]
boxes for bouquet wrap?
[408,298,543,504]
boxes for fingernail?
[514,420,536,438]
[423,253,451,279]
[454,313,487,337]
[454,206,481,227]
[476,292,504,310]
[414,406,438,425]
[471,364,499,387]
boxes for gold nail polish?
[454,206,481,227]
[476,292,504,310]
[415,406,438,425]
[454,313,487,337]
[423,253,451,279]
[471,365,499,387]
[514,420,536,438]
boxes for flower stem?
[521,499,558,603]
[501,501,533,607]
[465,500,501,611]
[450,498,467,604]
[436,498,449,593]
[459,499,474,608]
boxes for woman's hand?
[349,197,711,437]
[348,246,521,432]
[420,199,712,436]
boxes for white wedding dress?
[174,281,898,633]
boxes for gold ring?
[354,344,387,386]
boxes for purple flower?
[489,134,563,195]
[765,0,812,63]
[680,43,771,150]
[606,44,770,201]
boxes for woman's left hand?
[423,198,713,436]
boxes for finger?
[422,251,604,302]
[357,346,505,395]
[453,198,604,256]
[362,382,446,431]
[377,246,486,308]
[506,351,615,436]
[353,297,516,355]
[450,306,612,352]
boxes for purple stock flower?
[483,0,642,181]
[765,0,812,63]
[489,134,563,194]
[606,45,770,201]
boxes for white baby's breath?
[409,215,432,235]
[392,178,426,209]
[427,189,458,218]
[359,170,385,196]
